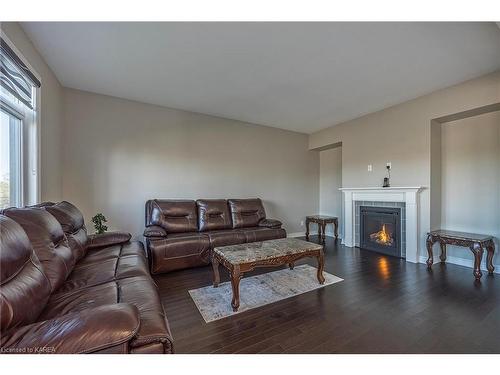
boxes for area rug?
[189,264,343,322]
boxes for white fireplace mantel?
[339,187,424,263]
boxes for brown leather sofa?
[144,198,286,274]
[0,201,173,354]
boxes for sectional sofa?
[0,198,285,354]
[0,201,173,354]
[144,198,287,274]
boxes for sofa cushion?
[206,229,246,248]
[44,201,84,234]
[39,276,173,352]
[0,215,52,332]
[147,233,210,274]
[79,241,145,265]
[54,254,150,296]
[3,208,75,293]
[197,199,232,232]
[44,201,88,261]
[239,227,287,243]
[228,198,266,228]
[146,199,198,233]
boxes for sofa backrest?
[0,215,52,332]
[145,199,198,233]
[227,198,266,228]
[43,201,88,261]
[3,208,75,293]
[196,199,232,232]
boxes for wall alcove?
[430,103,500,270]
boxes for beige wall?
[310,71,500,264]
[319,146,343,237]
[1,22,64,202]
[441,111,500,262]
[62,88,319,238]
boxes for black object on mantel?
[383,165,391,187]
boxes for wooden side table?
[305,215,338,243]
[426,229,495,281]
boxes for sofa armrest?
[143,225,168,238]
[258,218,283,229]
[87,231,132,250]
[0,304,140,354]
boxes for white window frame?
[0,33,41,207]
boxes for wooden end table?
[212,238,325,312]
[426,229,495,281]
[305,215,338,243]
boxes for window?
[0,35,40,208]
[0,108,22,208]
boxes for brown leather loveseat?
[144,198,286,274]
[0,201,173,354]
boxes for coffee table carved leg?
[317,222,321,239]
[305,218,310,240]
[426,234,434,269]
[334,219,339,240]
[230,265,241,312]
[470,242,484,281]
[212,256,220,287]
[289,262,294,270]
[486,240,495,275]
[317,250,325,284]
[439,241,447,263]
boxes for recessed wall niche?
[430,103,500,266]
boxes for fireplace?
[360,206,402,257]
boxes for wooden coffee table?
[212,238,325,312]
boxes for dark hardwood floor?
[154,236,500,353]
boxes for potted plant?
[91,213,108,234]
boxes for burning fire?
[369,224,394,246]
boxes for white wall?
[1,22,64,202]
[309,71,500,266]
[441,111,500,263]
[62,88,319,238]
[319,146,342,237]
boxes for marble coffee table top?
[214,238,323,264]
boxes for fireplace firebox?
[360,206,402,257]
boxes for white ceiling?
[22,22,500,134]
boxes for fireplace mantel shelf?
[340,186,424,263]
[339,187,424,191]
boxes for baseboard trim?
[418,255,500,275]
[287,232,342,240]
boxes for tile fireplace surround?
[340,187,423,263]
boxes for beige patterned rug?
[189,264,343,322]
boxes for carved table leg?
[212,256,220,287]
[317,250,325,284]
[289,262,294,270]
[230,265,241,312]
[334,219,339,240]
[470,242,484,281]
[321,223,326,244]
[486,240,495,275]
[305,218,310,241]
[317,222,322,239]
[426,234,434,269]
[439,241,447,263]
